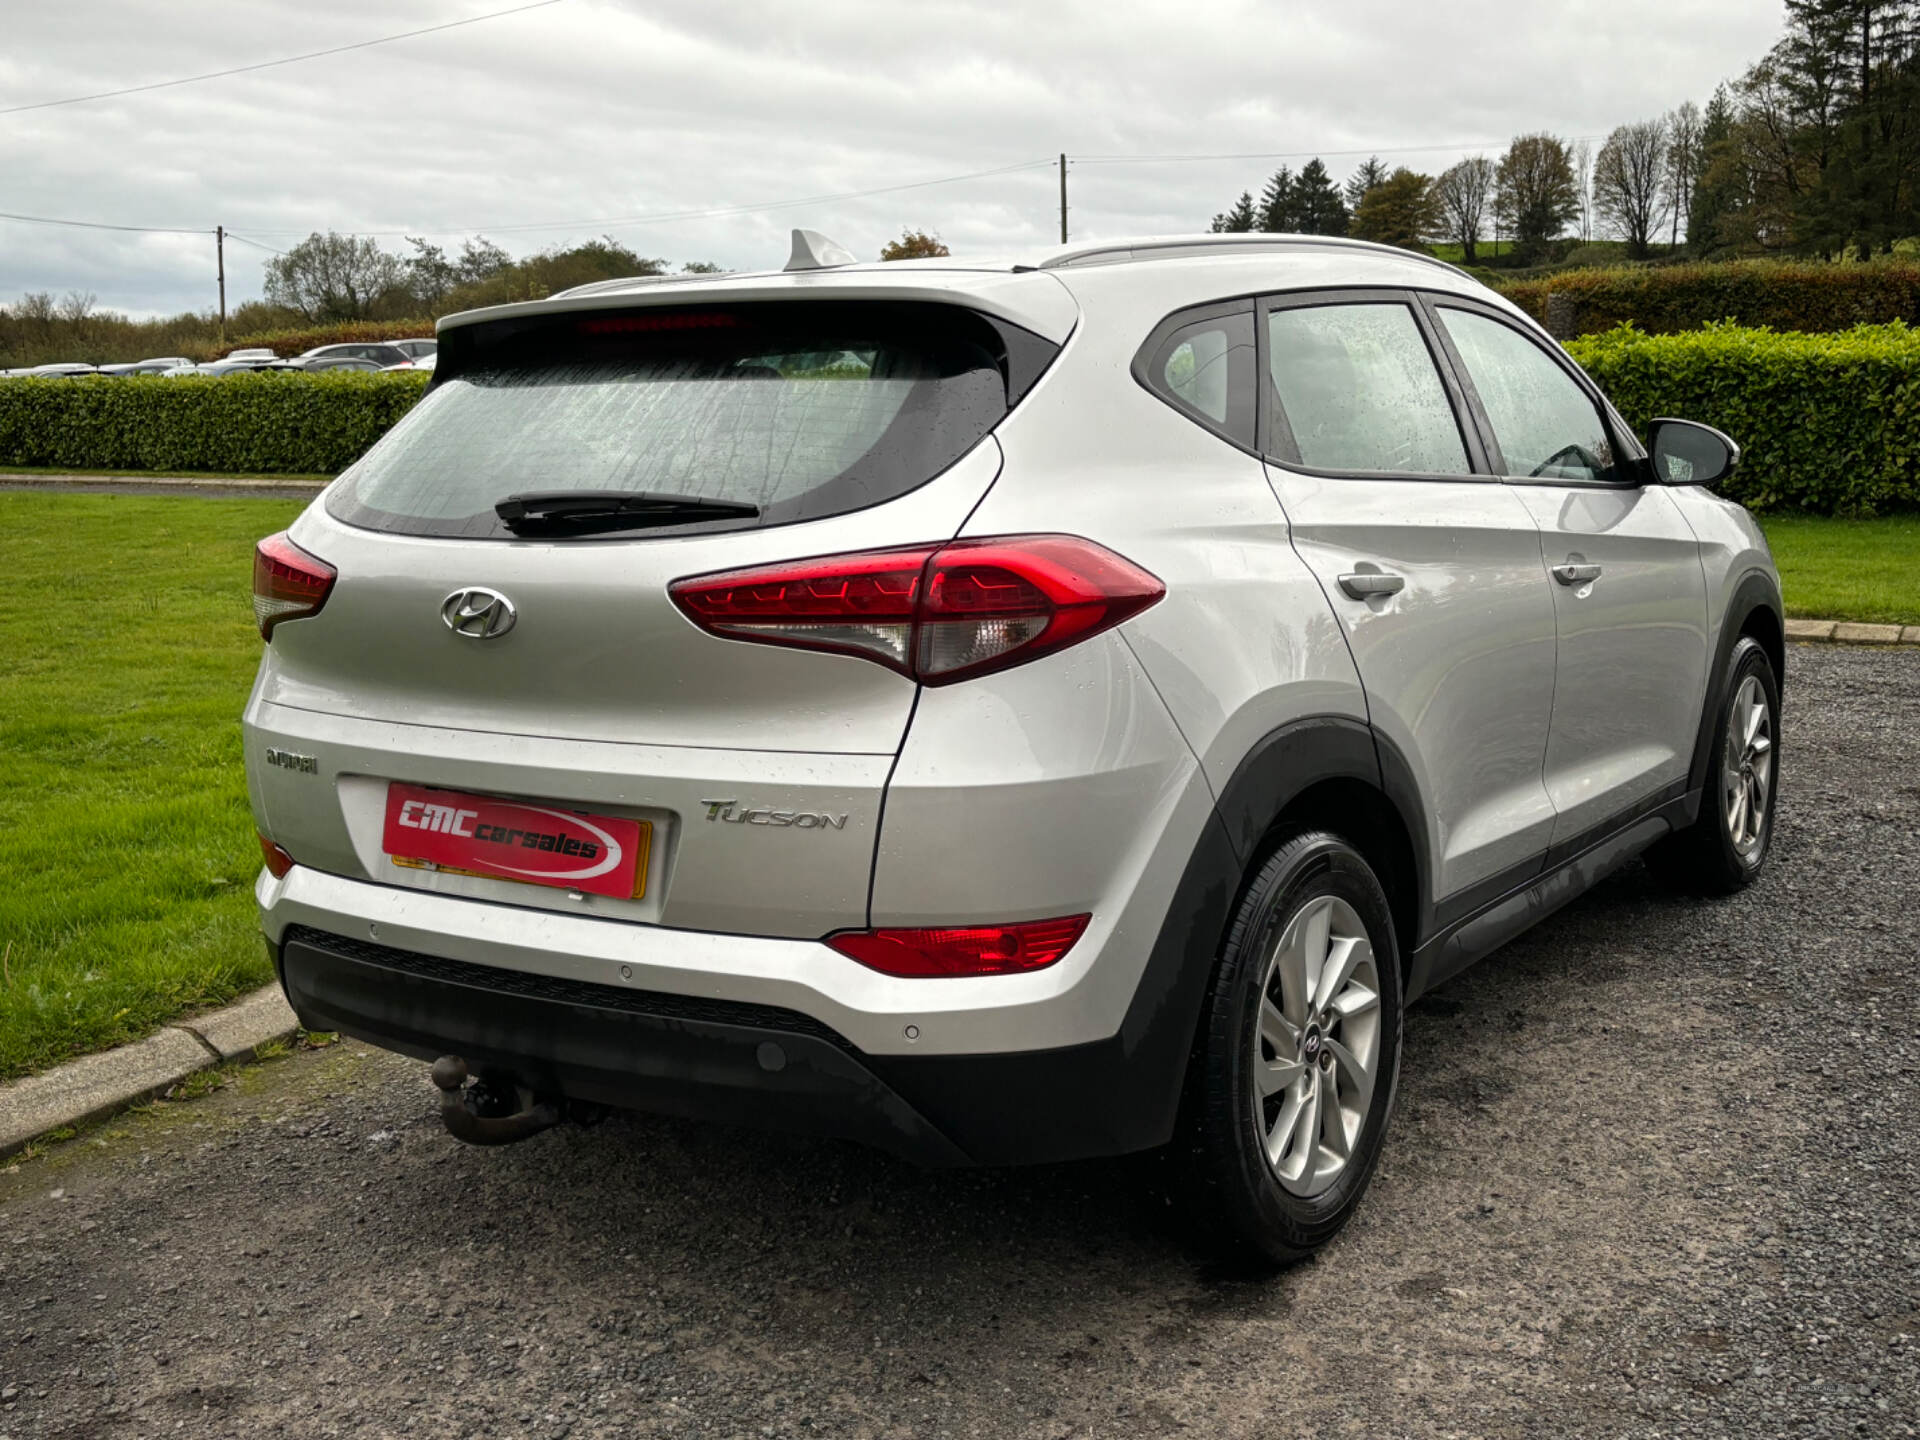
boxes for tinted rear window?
[327,301,1051,539]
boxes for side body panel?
[1511,483,1710,847]
[1265,468,1560,900]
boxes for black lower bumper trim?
[277,926,971,1167]
[276,924,1190,1167]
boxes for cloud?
[0,0,1782,316]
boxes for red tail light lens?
[252,532,336,640]
[669,535,1163,685]
[826,914,1090,978]
[258,834,295,879]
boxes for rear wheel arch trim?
[1086,716,1431,1158]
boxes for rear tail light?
[252,532,336,640]
[826,915,1090,978]
[258,834,295,878]
[668,535,1163,684]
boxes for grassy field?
[0,464,330,483]
[1761,514,1920,626]
[0,495,1911,1082]
[0,492,304,1080]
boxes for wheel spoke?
[1259,1054,1307,1097]
[1259,996,1296,1052]
[1325,1034,1374,1120]
[1330,984,1379,1021]
[1287,1074,1323,1181]
[1266,1084,1308,1171]
[1313,933,1370,1015]
[1273,903,1324,1027]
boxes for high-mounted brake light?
[668,535,1163,685]
[252,531,336,640]
[826,915,1090,978]
[579,312,742,335]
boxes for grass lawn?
[1760,515,1920,626]
[0,492,305,1081]
[0,465,330,483]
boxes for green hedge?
[202,318,437,362]
[1502,260,1920,337]
[0,371,428,475]
[1568,322,1920,515]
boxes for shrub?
[0,371,429,475]
[1568,321,1920,515]
[1502,259,1920,337]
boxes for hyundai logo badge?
[440,587,517,640]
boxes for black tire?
[1645,636,1780,895]
[1176,829,1404,1267]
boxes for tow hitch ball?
[429,1055,563,1146]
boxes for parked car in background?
[170,358,279,377]
[98,356,196,376]
[390,338,437,360]
[222,348,280,363]
[297,342,412,369]
[299,356,388,373]
[247,231,1783,1266]
[382,353,436,373]
[16,362,99,378]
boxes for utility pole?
[1059,153,1068,244]
[215,225,227,334]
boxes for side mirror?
[1647,418,1739,489]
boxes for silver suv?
[246,232,1782,1263]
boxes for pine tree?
[1344,157,1389,211]
[1258,167,1298,231]
[1293,159,1350,234]
[1210,191,1259,233]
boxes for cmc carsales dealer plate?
[381,782,649,899]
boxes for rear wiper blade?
[495,489,760,532]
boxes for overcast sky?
[2,0,1784,318]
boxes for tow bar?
[429,1055,564,1146]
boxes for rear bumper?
[277,924,1173,1167]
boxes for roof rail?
[1036,233,1474,283]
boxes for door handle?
[1552,561,1603,586]
[1338,571,1405,599]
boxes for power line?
[0,157,1055,246]
[0,0,567,117]
[0,208,207,235]
[1075,137,1606,165]
[225,232,285,257]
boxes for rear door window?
[327,302,1054,539]
[1264,301,1471,476]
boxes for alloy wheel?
[1723,673,1773,860]
[1251,894,1383,1197]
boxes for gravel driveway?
[2,643,1915,1440]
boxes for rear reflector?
[258,834,295,879]
[669,535,1162,685]
[826,915,1090,978]
[252,532,336,640]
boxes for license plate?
[382,783,650,900]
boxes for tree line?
[1208,2,1920,264]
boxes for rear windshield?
[326,301,1051,539]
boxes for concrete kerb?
[0,985,300,1159]
[1788,618,1920,646]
